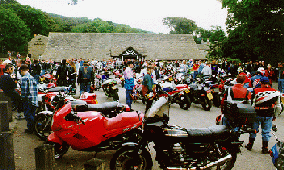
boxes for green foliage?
[163,17,197,34]
[0,1,152,55]
[0,6,30,54]
[0,0,18,4]
[71,18,151,33]
[2,4,49,39]
[221,0,284,64]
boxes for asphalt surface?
[10,81,283,170]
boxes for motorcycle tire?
[110,147,153,170]
[34,114,52,141]
[213,93,221,108]
[179,95,191,110]
[53,142,70,159]
[113,92,119,101]
[202,97,212,111]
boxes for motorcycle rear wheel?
[34,114,52,141]
[110,147,153,170]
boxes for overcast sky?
[16,0,228,34]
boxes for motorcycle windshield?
[145,96,169,118]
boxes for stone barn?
[38,33,207,61]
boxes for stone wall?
[28,35,48,59]
[41,33,206,61]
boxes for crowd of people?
[0,56,282,156]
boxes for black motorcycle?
[110,91,256,170]
[102,79,119,101]
[188,79,213,111]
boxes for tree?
[221,0,284,64]
[0,6,30,54]
[2,4,50,39]
[0,0,18,4]
[163,17,197,34]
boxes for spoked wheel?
[202,97,212,111]
[34,114,52,141]
[110,147,153,170]
[53,142,70,159]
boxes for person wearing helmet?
[245,77,281,154]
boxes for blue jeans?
[249,116,273,142]
[23,100,37,131]
[126,89,133,109]
[278,79,284,93]
[80,83,91,94]
[222,116,240,131]
[193,71,198,79]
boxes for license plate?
[185,89,190,93]
[207,93,213,100]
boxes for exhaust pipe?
[167,154,232,170]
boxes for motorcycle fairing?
[52,102,143,151]
[48,132,63,145]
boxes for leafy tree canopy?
[0,6,30,54]
[2,3,49,39]
[221,0,284,64]
[163,17,197,34]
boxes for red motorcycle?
[47,101,144,159]
[35,88,99,140]
[160,82,191,110]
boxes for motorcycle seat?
[104,112,140,131]
[186,125,230,141]
[87,101,122,112]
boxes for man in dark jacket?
[0,64,23,116]
[78,61,94,94]
[30,59,41,83]
[56,59,69,86]
[245,77,281,154]
[142,65,155,113]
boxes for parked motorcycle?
[35,88,98,140]
[160,76,191,110]
[188,78,214,111]
[270,125,284,170]
[47,101,144,159]
[110,90,256,170]
[102,79,119,101]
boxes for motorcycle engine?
[156,141,217,168]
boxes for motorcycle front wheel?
[110,147,153,170]
[34,114,52,141]
[179,94,191,110]
[113,91,119,101]
[54,142,70,159]
[202,97,212,111]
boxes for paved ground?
[10,81,283,170]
